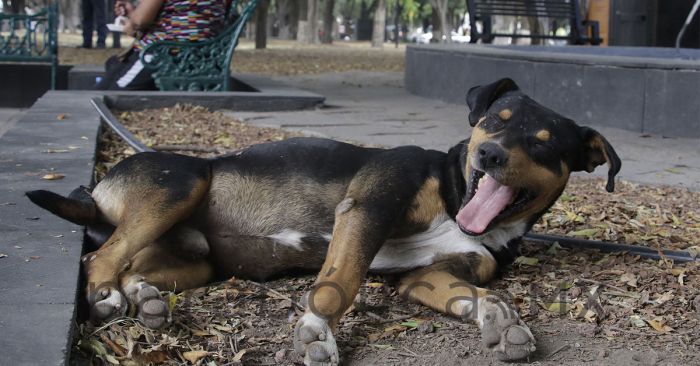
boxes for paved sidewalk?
[230,71,700,190]
[0,108,24,139]
[0,92,100,365]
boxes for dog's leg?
[83,170,210,323]
[398,254,536,362]
[293,164,422,365]
[119,241,214,329]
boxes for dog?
[27,78,620,364]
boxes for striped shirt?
[137,0,228,49]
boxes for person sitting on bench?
[96,0,229,90]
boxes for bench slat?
[467,0,602,45]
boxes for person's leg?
[94,0,108,48]
[96,51,158,91]
[81,0,94,48]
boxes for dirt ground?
[57,34,405,75]
[73,106,700,366]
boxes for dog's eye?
[529,139,553,151]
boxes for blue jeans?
[82,0,107,48]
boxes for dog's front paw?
[88,285,127,323]
[479,296,536,361]
[293,313,339,366]
[123,276,169,329]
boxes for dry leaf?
[545,302,571,314]
[620,273,638,288]
[646,318,673,333]
[514,256,539,266]
[41,173,65,180]
[56,113,67,120]
[232,349,247,362]
[629,315,646,328]
[183,350,208,364]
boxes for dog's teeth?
[478,175,487,187]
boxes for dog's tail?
[26,186,98,225]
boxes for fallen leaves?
[182,350,208,364]
[645,318,673,333]
[535,178,700,251]
[41,173,65,180]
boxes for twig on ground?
[546,344,570,358]
[245,280,305,311]
[367,310,423,324]
[100,333,127,357]
[577,277,629,294]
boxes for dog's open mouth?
[456,169,532,235]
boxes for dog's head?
[455,78,621,237]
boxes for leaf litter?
[75,104,700,365]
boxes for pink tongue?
[456,175,515,234]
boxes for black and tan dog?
[27,78,620,364]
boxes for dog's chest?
[369,215,491,273]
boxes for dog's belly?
[369,215,492,273]
[201,171,343,280]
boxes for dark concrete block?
[0,64,71,108]
[68,64,104,90]
[579,66,645,132]
[531,62,586,121]
[644,70,700,138]
[405,44,700,138]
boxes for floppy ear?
[466,78,520,126]
[577,127,622,192]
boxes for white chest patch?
[369,214,493,272]
[267,229,306,251]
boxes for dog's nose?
[478,143,508,169]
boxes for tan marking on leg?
[85,177,210,292]
[399,269,491,317]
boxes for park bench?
[140,0,258,92]
[466,0,602,45]
[0,1,58,89]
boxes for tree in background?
[255,0,270,48]
[321,0,335,43]
[371,0,386,47]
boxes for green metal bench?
[0,1,59,89]
[140,0,258,92]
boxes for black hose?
[91,96,699,263]
[90,97,154,153]
[525,233,698,263]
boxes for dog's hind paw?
[89,286,127,323]
[123,276,169,329]
[293,313,339,366]
[479,296,536,362]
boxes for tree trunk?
[371,0,385,47]
[11,0,25,14]
[59,0,80,33]
[321,0,335,44]
[277,0,291,39]
[297,0,317,43]
[255,0,269,49]
[430,0,448,42]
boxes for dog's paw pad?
[89,287,127,322]
[293,314,339,366]
[491,324,536,361]
[123,277,169,329]
[479,297,535,361]
[138,298,169,329]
